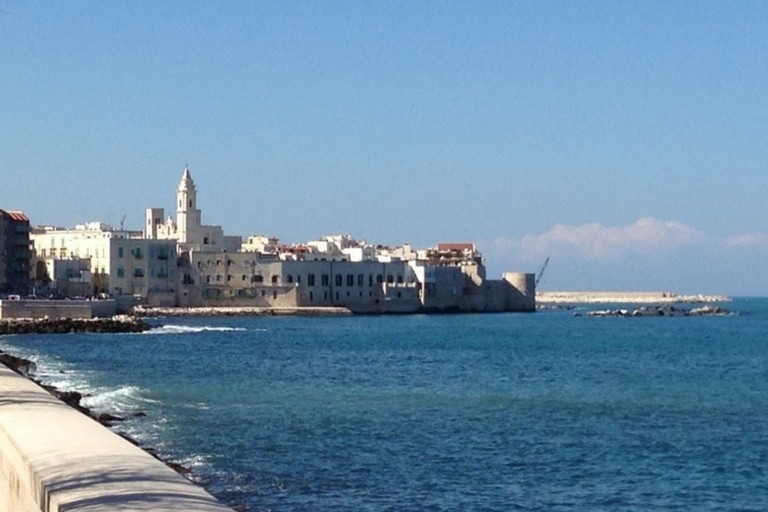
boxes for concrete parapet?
[0,300,117,320]
[0,365,232,512]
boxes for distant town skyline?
[2,1,768,295]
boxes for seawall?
[0,364,233,512]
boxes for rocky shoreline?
[0,351,191,477]
[578,304,732,318]
[131,305,353,317]
[0,315,152,335]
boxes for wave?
[144,325,250,335]
[81,384,158,414]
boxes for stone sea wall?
[0,361,233,511]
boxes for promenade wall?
[0,365,233,512]
[0,299,117,319]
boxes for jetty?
[537,291,730,305]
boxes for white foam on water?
[144,325,249,335]
[81,384,158,414]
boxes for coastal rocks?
[582,304,731,318]
[131,305,353,317]
[0,315,152,335]
[0,352,37,377]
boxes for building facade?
[28,167,535,312]
[0,209,31,296]
[31,223,177,302]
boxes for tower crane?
[535,256,549,287]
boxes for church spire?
[178,165,196,192]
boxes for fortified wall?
[0,365,233,512]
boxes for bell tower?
[176,166,201,243]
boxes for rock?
[0,353,37,377]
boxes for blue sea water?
[2,298,767,511]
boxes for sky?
[2,1,768,295]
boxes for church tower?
[176,166,201,243]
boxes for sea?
[1,298,767,511]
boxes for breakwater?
[538,291,731,304]
[0,315,151,335]
[131,305,353,317]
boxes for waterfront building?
[31,223,176,302]
[0,209,31,296]
[28,166,535,312]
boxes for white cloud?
[494,217,706,260]
[725,233,768,248]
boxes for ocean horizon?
[1,297,766,511]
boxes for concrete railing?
[0,365,233,511]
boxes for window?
[386,275,394,284]
[357,274,364,287]
[204,237,209,245]
[133,267,144,278]
[307,274,316,286]
[118,247,124,258]
[346,274,354,287]
[397,275,403,284]
[321,274,329,286]
[272,275,279,284]
[242,275,247,281]
[376,274,383,284]
[253,275,264,283]
[273,291,277,299]
[369,275,373,287]
[287,275,294,284]
[335,274,342,287]
[117,268,125,278]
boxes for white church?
[144,167,242,253]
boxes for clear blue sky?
[2,1,768,295]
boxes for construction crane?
[119,215,126,231]
[535,256,549,287]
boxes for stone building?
[31,223,177,302]
[0,209,31,296]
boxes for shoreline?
[131,305,353,317]
[0,351,193,477]
[537,291,731,304]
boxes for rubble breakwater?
[579,304,732,318]
[0,315,151,334]
[131,305,353,317]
